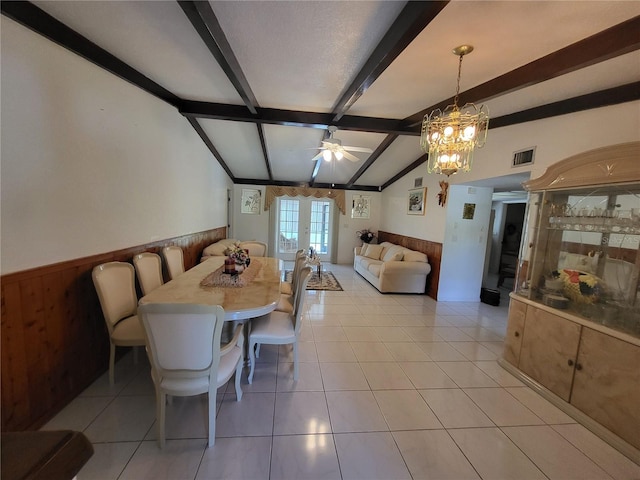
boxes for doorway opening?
[275,196,334,262]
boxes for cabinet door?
[571,328,640,450]
[503,299,526,366]
[519,307,581,401]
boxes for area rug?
[285,270,343,291]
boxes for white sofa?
[200,239,268,262]
[353,241,431,294]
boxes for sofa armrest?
[354,246,362,256]
[381,260,431,275]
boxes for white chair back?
[133,253,164,296]
[292,266,312,335]
[139,303,224,376]
[92,262,138,331]
[162,246,185,280]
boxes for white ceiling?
[17,1,640,191]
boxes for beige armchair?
[92,262,146,385]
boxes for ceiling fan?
[311,126,373,162]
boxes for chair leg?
[234,360,243,401]
[157,391,166,449]
[109,344,116,386]
[293,342,299,381]
[207,391,215,447]
[255,343,261,358]
[248,339,257,384]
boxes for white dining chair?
[133,252,164,296]
[280,249,305,295]
[138,303,244,448]
[162,246,185,280]
[92,262,146,385]
[276,252,308,313]
[248,266,311,384]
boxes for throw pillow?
[382,246,404,262]
[360,244,370,257]
[403,250,428,263]
[364,244,384,260]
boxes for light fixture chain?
[454,53,463,108]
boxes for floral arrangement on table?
[552,269,606,304]
[225,242,250,267]
[356,228,376,244]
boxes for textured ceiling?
[6,0,640,192]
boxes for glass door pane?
[276,197,334,261]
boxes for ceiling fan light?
[323,150,332,162]
[335,150,343,160]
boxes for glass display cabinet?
[500,142,640,460]
[515,184,639,337]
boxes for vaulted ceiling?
[3,1,639,192]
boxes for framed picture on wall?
[463,203,476,219]
[407,188,426,215]
[351,195,371,219]
[241,188,261,214]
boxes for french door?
[276,196,334,261]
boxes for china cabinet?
[500,142,640,460]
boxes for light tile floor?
[42,264,640,479]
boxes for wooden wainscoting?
[377,231,442,300]
[1,227,226,431]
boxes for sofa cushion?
[403,250,428,263]
[360,244,370,257]
[359,257,382,270]
[368,263,382,278]
[363,244,384,260]
[382,246,404,262]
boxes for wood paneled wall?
[377,231,442,300]
[1,227,226,431]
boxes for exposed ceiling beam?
[490,82,640,129]
[178,0,259,114]
[402,15,640,128]
[331,0,449,122]
[185,117,235,180]
[346,134,398,188]
[381,155,428,191]
[1,1,182,108]
[181,101,414,135]
[233,177,380,191]
[256,124,273,181]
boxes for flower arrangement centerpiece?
[356,228,376,244]
[225,242,250,269]
[554,269,606,304]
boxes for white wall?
[0,18,232,274]
[231,184,382,264]
[380,169,449,244]
[438,185,494,301]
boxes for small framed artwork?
[414,177,423,188]
[241,188,261,214]
[407,188,426,215]
[351,195,371,219]
[463,203,476,220]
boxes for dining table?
[139,256,282,322]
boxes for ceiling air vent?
[512,147,535,167]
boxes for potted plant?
[356,228,376,244]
